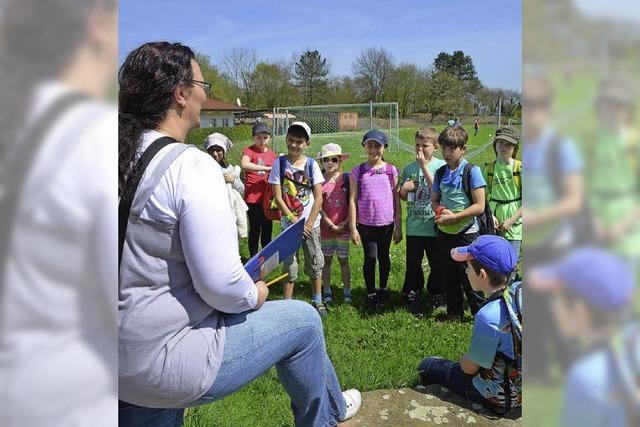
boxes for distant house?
[200,98,247,127]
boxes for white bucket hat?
[204,133,233,153]
[316,143,349,161]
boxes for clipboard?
[244,218,306,282]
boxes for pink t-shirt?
[351,162,397,226]
[320,173,350,239]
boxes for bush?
[186,124,253,149]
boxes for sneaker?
[340,389,362,421]
[323,291,333,304]
[343,293,353,304]
[366,294,378,311]
[313,301,328,318]
[430,294,447,310]
[376,288,389,309]
[406,291,423,318]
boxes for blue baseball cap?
[531,248,634,312]
[451,235,517,276]
[252,122,271,136]
[362,129,388,147]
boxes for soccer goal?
[270,102,402,156]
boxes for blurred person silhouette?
[522,72,587,380]
[587,75,640,266]
[0,0,118,426]
[118,42,361,426]
[530,248,637,426]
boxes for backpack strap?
[278,155,287,186]
[385,163,396,190]
[118,136,178,266]
[462,161,475,204]
[342,171,351,201]
[434,164,447,189]
[484,160,496,200]
[0,92,88,294]
[306,156,315,187]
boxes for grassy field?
[184,124,499,426]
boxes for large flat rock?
[340,387,521,426]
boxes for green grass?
[183,124,499,426]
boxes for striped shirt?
[352,162,398,226]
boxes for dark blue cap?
[362,129,388,147]
[451,235,518,276]
[252,122,271,136]
[535,248,634,312]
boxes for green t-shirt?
[482,160,522,241]
[401,158,446,237]
[587,130,640,257]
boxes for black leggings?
[357,223,394,294]
[247,203,273,257]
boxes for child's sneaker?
[376,288,389,309]
[405,290,423,318]
[343,291,353,304]
[366,293,378,311]
[312,301,328,318]
[340,389,362,421]
[429,294,447,310]
[323,289,333,304]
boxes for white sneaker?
[340,389,362,421]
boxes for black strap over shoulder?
[118,136,177,266]
[0,92,88,292]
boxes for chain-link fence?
[271,102,398,150]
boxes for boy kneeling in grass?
[418,235,522,415]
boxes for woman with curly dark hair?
[118,41,360,426]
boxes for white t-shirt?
[268,155,325,228]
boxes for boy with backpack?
[418,235,522,415]
[399,128,446,316]
[483,126,522,256]
[529,248,635,426]
[268,122,327,317]
[432,126,487,320]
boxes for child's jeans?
[418,357,489,408]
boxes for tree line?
[197,47,521,121]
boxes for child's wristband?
[435,206,446,219]
[285,212,295,222]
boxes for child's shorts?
[321,235,350,258]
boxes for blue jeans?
[508,239,521,258]
[417,357,489,408]
[119,300,346,427]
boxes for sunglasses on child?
[322,157,340,163]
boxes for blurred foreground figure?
[530,249,637,426]
[0,1,117,426]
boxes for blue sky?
[120,0,521,90]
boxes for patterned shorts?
[321,235,350,258]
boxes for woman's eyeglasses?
[188,79,212,93]
[322,157,340,163]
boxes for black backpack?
[435,162,496,235]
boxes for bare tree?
[219,47,258,106]
[352,47,394,102]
